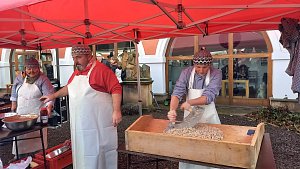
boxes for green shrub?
[246,106,300,132]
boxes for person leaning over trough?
[167,47,222,169]
[10,57,54,159]
[40,44,122,169]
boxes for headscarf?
[193,47,213,65]
[24,58,40,84]
[25,57,39,68]
[71,44,92,56]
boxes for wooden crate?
[125,115,265,169]
[35,143,72,169]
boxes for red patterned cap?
[193,47,212,65]
[71,44,91,56]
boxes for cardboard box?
[125,115,265,169]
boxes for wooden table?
[118,133,276,169]
[0,125,47,168]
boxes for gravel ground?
[1,105,299,169]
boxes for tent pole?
[55,49,60,81]
[135,42,142,116]
[133,29,142,116]
[9,49,14,84]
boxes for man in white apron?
[41,44,122,169]
[167,48,222,169]
[10,57,54,158]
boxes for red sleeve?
[89,62,122,94]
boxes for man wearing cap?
[167,48,222,169]
[10,57,54,158]
[41,44,122,169]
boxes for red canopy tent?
[1,0,299,115]
[0,0,48,12]
[0,0,299,49]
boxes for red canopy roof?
[0,0,299,49]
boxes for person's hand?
[167,110,177,122]
[112,110,122,127]
[180,101,191,111]
[11,101,17,112]
[40,95,54,103]
[63,139,72,148]
[46,105,53,117]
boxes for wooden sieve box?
[125,115,265,169]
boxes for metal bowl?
[2,114,38,131]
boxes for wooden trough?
[125,115,265,169]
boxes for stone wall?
[270,98,300,112]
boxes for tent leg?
[138,100,143,116]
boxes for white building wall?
[138,39,169,95]
[267,30,297,99]
[56,47,74,86]
[48,48,73,86]
[0,49,12,88]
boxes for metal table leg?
[40,129,47,169]
[127,154,131,169]
[14,136,19,160]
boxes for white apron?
[68,62,118,169]
[180,68,220,169]
[13,78,47,155]
[115,69,123,83]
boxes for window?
[167,31,271,105]
[199,33,228,55]
[232,57,268,98]
[233,32,267,54]
[168,36,194,56]
[96,43,114,57]
[96,41,135,59]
